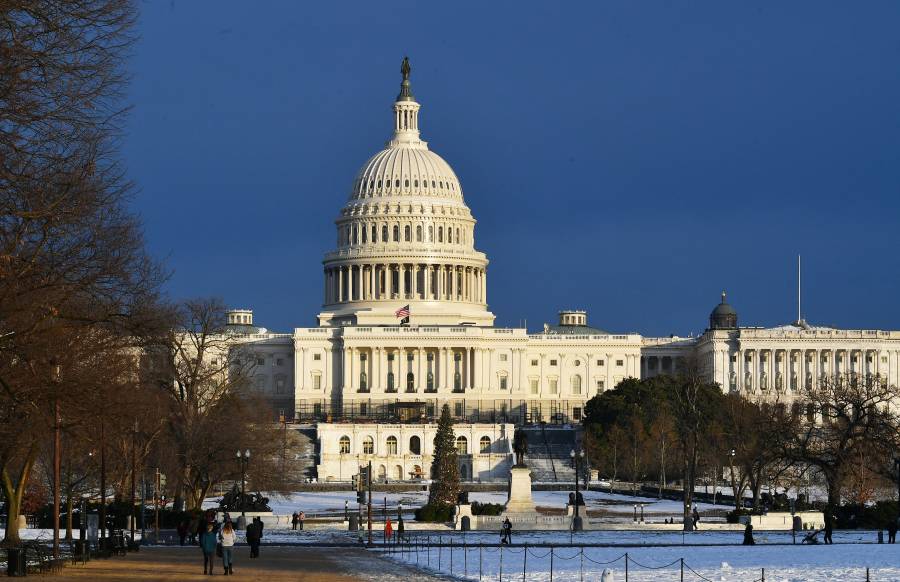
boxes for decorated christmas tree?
[428,404,460,507]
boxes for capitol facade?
[220,62,900,482]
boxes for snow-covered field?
[207,489,725,520]
[375,532,900,581]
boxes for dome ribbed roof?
[709,291,738,330]
[351,146,464,202]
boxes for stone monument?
[504,428,536,514]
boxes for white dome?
[350,146,464,203]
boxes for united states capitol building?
[221,61,900,483]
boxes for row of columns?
[730,348,883,394]
[342,347,473,394]
[324,263,486,304]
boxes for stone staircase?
[520,426,577,483]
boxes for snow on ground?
[0,529,144,542]
[203,489,726,519]
[375,531,900,581]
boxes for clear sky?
[125,1,900,335]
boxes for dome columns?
[323,261,487,306]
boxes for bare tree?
[783,373,900,507]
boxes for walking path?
[38,545,449,581]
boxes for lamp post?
[728,448,737,510]
[131,420,138,544]
[570,449,585,531]
[894,457,900,530]
[51,363,61,558]
[640,503,645,523]
[633,504,638,523]
[236,449,251,517]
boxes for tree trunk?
[1,449,37,547]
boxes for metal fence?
[376,534,876,582]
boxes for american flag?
[394,305,410,319]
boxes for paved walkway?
[39,545,447,581]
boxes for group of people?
[191,509,265,575]
[291,511,306,530]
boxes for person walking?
[177,520,188,546]
[501,518,512,544]
[189,514,200,545]
[385,517,393,543]
[200,523,217,575]
[742,522,755,545]
[823,511,834,545]
[397,515,405,544]
[887,517,898,544]
[291,512,298,531]
[692,507,700,530]
[298,511,305,531]
[246,518,260,559]
[219,520,236,575]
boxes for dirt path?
[38,545,448,581]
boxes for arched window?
[405,179,409,188]
[386,436,398,455]
[387,371,395,392]
[414,179,418,187]
[456,228,460,243]
[395,179,400,188]
[480,436,491,453]
[406,372,415,392]
[361,226,367,243]
[378,465,387,480]
[392,225,399,242]
[438,227,443,242]
[359,371,367,392]
[404,225,411,242]
[396,465,404,480]
[381,225,388,242]
[409,435,421,455]
[428,226,433,241]
[339,436,350,454]
[416,225,422,242]
[460,464,468,480]
[447,228,452,243]
[427,371,434,391]
[363,436,374,455]
[456,436,468,455]
[571,375,582,395]
[372,225,377,242]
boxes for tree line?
[584,364,900,529]
[0,1,293,546]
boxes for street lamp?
[728,448,737,509]
[51,363,61,559]
[640,503,645,523]
[236,449,251,517]
[570,449,585,531]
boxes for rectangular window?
[549,379,558,394]
[616,360,624,367]
[500,376,508,390]
[256,358,265,366]
[313,353,321,361]
[454,402,464,417]
[359,402,368,416]
[597,359,604,366]
[500,354,508,362]
[550,359,558,366]
[596,380,605,392]
[573,407,582,421]
[276,358,284,366]
[531,359,539,366]
[530,379,539,394]
[313,375,321,390]
[275,378,286,394]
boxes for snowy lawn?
[375,531,900,581]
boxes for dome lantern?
[709,291,738,330]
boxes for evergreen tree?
[428,404,460,506]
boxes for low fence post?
[580,546,584,582]
[499,544,504,582]
[479,543,483,582]
[625,552,629,582]
[450,539,453,576]
[680,557,684,582]
[464,540,468,578]
[761,567,765,581]
[522,543,527,581]
[438,536,442,570]
[549,546,554,582]
[427,536,430,568]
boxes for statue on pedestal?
[513,428,528,468]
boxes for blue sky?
[126,1,900,335]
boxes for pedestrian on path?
[823,512,834,545]
[200,523,217,575]
[887,517,898,544]
[189,514,200,545]
[298,511,305,531]
[291,512,298,530]
[385,517,393,543]
[742,522,755,545]
[219,520,236,575]
[177,520,188,546]
[692,507,700,529]
[397,516,404,544]
[246,518,260,559]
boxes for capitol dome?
[318,58,494,328]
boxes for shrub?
[414,503,454,523]
[471,501,504,516]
